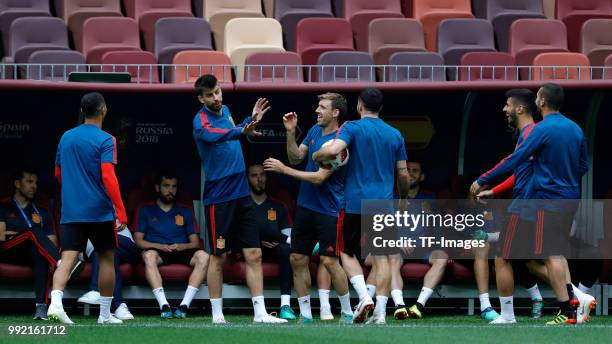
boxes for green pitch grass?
[1,314,611,344]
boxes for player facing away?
[314,88,411,324]
[471,83,588,325]
[192,74,286,324]
[263,93,354,325]
[49,92,128,324]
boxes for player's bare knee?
[192,250,209,267]
[143,250,159,266]
[320,256,339,270]
[244,248,262,265]
[290,253,308,268]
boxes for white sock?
[526,284,543,300]
[572,284,587,300]
[152,287,169,309]
[211,298,224,320]
[297,295,312,319]
[499,296,515,320]
[280,294,291,307]
[338,293,352,314]
[181,286,199,307]
[578,282,591,294]
[366,284,377,299]
[417,287,433,307]
[349,275,368,299]
[50,290,63,308]
[99,296,113,319]
[479,293,492,312]
[252,296,267,318]
[390,289,404,307]
[318,289,331,308]
[374,295,388,316]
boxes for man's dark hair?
[318,93,348,119]
[505,88,536,115]
[539,83,564,111]
[80,92,105,118]
[358,88,384,113]
[194,74,218,96]
[156,170,178,186]
[12,166,37,183]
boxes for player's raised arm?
[284,112,308,165]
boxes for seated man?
[0,167,64,320]
[247,164,296,320]
[134,171,209,319]
[78,226,138,320]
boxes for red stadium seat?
[581,19,612,79]
[368,18,425,66]
[532,52,591,80]
[604,54,612,80]
[57,0,123,52]
[123,0,194,51]
[556,0,612,52]
[459,51,517,81]
[274,0,333,52]
[509,19,568,79]
[343,0,404,52]
[100,51,160,84]
[171,50,232,84]
[81,17,141,64]
[243,51,303,83]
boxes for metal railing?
[1,63,610,84]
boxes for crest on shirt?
[217,236,226,249]
[7,212,17,219]
[151,217,158,223]
[175,214,184,226]
[31,213,41,224]
[267,208,277,221]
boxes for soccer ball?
[320,140,349,170]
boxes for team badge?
[267,208,277,221]
[217,236,226,249]
[484,211,494,221]
[31,213,41,224]
[175,214,184,226]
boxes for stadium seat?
[171,50,232,83]
[368,18,425,66]
[556,0,612,52]
[532,52,591,80]
[459,51,517,81]
[437,19,496,81]
[343,0,404,52]
[412,0,474,51]
[0,0,51,59]
[26,50,86,81]
[274,0,333,52]
[58,0,123,52]
[472,0,546,52]
[224,18,285,81]
[263,0,274,17]
[154,17,213,66]
[316,51,375,82]
[203,0,264,51]
[4,17,69,65]
[100,51,160,84]
[509,19,568,79]
[385,51,445,81]
[604,54,612,80]
[243,51,303,82]
[123,0,194,51]
[295,17,354,80]
[81,17,141,64]
[543,0,555,19]
[581,19,612,79]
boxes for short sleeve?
[396,135,408,162]
[336,121,356,146]
[135,207,147,233]
[183,208,196,236]
[300,126,316,147]
[55,140,62,167]
[101,136,117,164]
